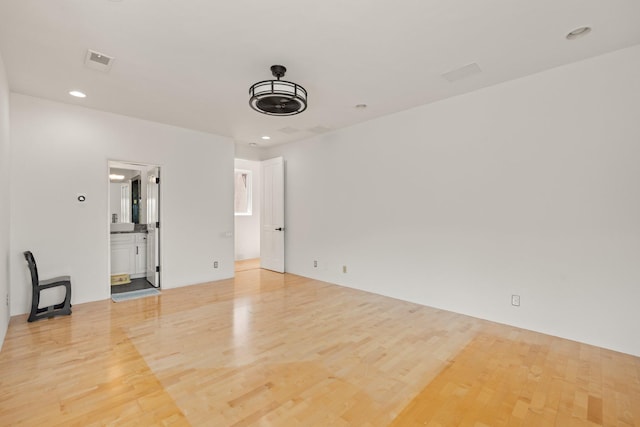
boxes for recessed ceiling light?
[109,174,125,180]
[566,26,592,40]
[69,90,87,98]
[355,104,367,109]
[261,136,271,140]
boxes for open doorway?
[234,157,285,274]
[108,161,161,295]
[234,159,261,272]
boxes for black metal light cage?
[248,79,308,116]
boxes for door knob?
[275,227,283,231]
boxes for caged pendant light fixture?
[249,65,308,116]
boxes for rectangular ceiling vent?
[278,127,300,134]
[308,125,331,134]
[84,49,115,72]
[442,63,482,83]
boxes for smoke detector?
[84,49,115,72]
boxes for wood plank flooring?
[235,258,261,272]
[1,268,639,426]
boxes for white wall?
[234,158,261,260]
[0,52,11,347]
[10,94,235,315]
[267,45,640,356]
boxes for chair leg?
[28,282,72,322]
[28,284,41,322]
[60,282,72,315]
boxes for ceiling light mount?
[249,65,308,116]
[270,65,287,79]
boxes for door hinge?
[156,221,160,228]
[156,266,160,273]
[155,177,160,184]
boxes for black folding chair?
[23,251,72,322]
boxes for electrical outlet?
[214,261,219,268]
[313,260,318,268]
[511,295,520,306]
[342,265,347,274]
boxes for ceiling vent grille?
[442,63,482,83]
[278,127,301,134]
[308,126,331,134]
[84,49,115,72]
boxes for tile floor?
[110,277,156,295]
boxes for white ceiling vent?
[442,63,482,83]
[278,127,300,134]
[84,49,115,72]
[308,126,331,134]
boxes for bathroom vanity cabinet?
[110,232,147,278]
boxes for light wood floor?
[235,258,261,272]
[1,269,639,426]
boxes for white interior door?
[146,167,160,286]
[260,157,285,273]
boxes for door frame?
[107,160,163,292]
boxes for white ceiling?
[1,0,639,148]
